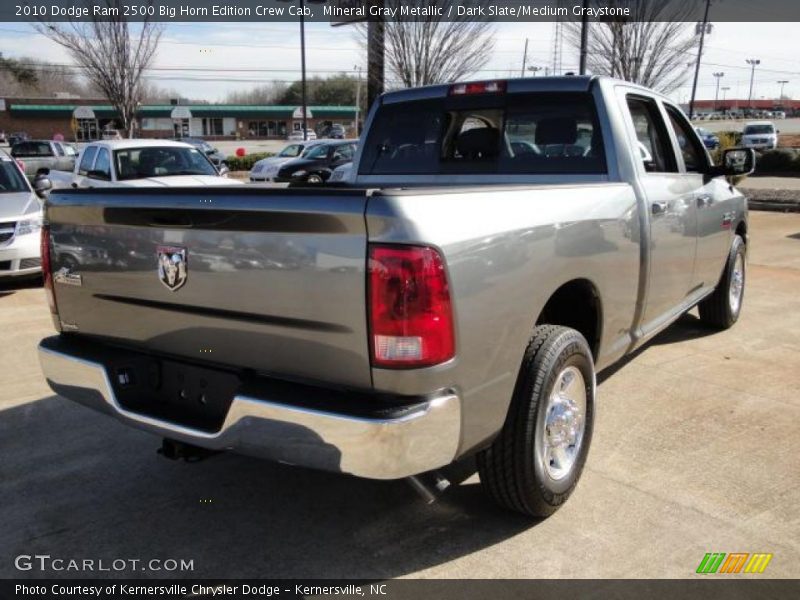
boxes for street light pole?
[354,65,362,135]
[688,0,712,120]
[778,79,789,99]
[746,58,761,110]
[300,0,307,140]
[579,0,590,75]
[712,72,724,112]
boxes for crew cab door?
[663,104,733,292]
[623,95,698,333]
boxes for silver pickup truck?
[37,76,754,517]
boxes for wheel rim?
[538,366,587,481]
[729,252,745,315]
[308,175,322,183]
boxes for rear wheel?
[698,234,746,329]
[477,325,595,517]
[307,173,323,184]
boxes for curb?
[740,189,800,213]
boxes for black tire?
[307,173,324,184]
[698,234,746,329]
[477,325,596,517]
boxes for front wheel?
[698,234,746,329]
[306,173,324,184]
[477,325,596,517]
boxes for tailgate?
[46,187,372,389]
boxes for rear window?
[359,92,606,175]
[11,141,53,158]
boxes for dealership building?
[0,96,359,141]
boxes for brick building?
[0,96,358,141]
[689,98,800,116]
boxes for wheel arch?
[535,278,603,360]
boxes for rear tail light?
[368,244,455,368]
[449,80,506,96]
[41,225,59,323]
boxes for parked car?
[249,140,324,182]
[0,149,45,278]
[178,138,227,169]
[7,132,30,147]
[326,161,352,184]
[37,76,753,517]
[102,129,123,141]
[36,140,240,193]
[773,111,786,119]
[741,121,779,150]
[319,124,346,139]
[10,140,77,179]
[287,129,317,141]
[695,127,720,149]
[276,140,357,184]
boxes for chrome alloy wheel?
[729,252,745,315]
[537,366,587,481]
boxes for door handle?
[697,195,713,208]
[651,201,668,216]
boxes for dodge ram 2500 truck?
[37,76,754,517]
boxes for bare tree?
[566,0,698,94]
[357,0,494,89]
[35,0,162,137]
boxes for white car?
[327,161,352,184]
[249,141,324,182]
[0,150,43,278]
[42,140,242,190]
[774,111,786,119]
[741,121,779,151]
[287,129,317,142]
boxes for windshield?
[0,160,30,193]
[278,144,303,158]
[304,145,331,159]
[113,147,218,180]
[360,92,606,175]
[744,125,775,135]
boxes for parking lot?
[1,211,798,579]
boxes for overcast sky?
[0,20,797,105]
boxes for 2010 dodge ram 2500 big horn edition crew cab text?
[37,77,754,517]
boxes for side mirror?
[218,164,230,177]
[33,175,53,199]
[712,148,756,178]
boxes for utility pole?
[746,58,761,109]
[354,65,362,136]
[299,0,307,140]
[520,38,529,77]
[712,72,724,112]
[367,6,385,114]
[721,86,730,103]
[579,0,590,75]
[778,79,789,99]
[688,0,712,121]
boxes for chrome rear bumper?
[38,340,461,480]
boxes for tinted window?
[78,146,98,175]
[332,144,355,161]
[666,107,706,173]
[744,124,774,134]
[11,141,53,158]
[626,97,676,173]
[279,144,302,157]
[305,145,331,159]
[114,147,217,180]
[92,148,112,179]
[360,93,606,175]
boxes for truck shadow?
[0,394,534,579]
[599,312,716,383]
[0,276,42,299]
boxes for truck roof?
[84,139,195,150]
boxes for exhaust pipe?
[406,472,450,504]
[158,439,219,463]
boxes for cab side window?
[92,148,112,180]
[78,146,98,176]
[665,106,707,173]
[626,97,677,173]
